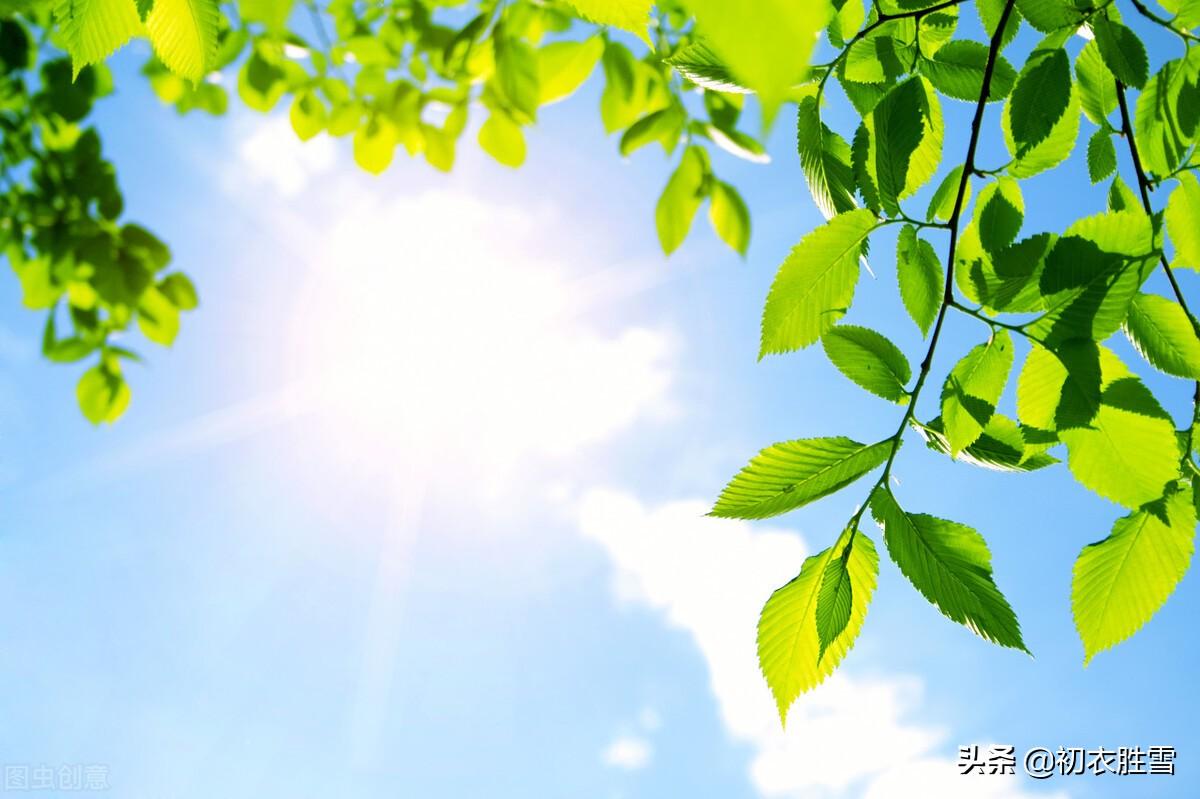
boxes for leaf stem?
[1114,79,1200,464]
[847,0,1017,532]
[1127,0,1200,43]
[818,0,968,95]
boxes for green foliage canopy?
[7,0,1200,725]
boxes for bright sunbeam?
[288,189,676,483]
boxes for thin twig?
[1115,79,1200,461]
[847,0,1017,533]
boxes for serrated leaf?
[1086,128,1116,184]
[917,413,1058,472]
[926,165,967,222]
[1135,58,1189,177]
[1075,40,1117,126]
[921,40,1016,102]
[975,177,1024,256]
[821,324,911,402]
[145,0,219,82]
[1123,292,1200,379]
[1028,211,1155,345]
[897,224,943,335]
[957,229,1053,313]
[1057,351,1181,508]
[664,39,750,94]
[709,180,750,256]
[1014,0,1080,32]
[55,0,142,77]
[1166,171,1200,270]
[1007,47,1070,152]
[865,77,943,214]
[870,487,1028,651]
[711,436,892,520]
[655,146,706,255]
[978,0,1022,48]
[1073,487,1196,664]
[797,96,857,219]
[940,329,1014,455]
[761,209,875,356]
[1091,15,1148,90]
[758,526,878,725]
[815,542,854,660]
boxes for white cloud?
[285,190,677,486]
[234,115,336,196]
[602,735,653,771]
[579,490,1067,799]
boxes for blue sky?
[0,9,1198,798]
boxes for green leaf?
[1007,47,1071,153]
[685,0,834,118]
[1123,292,1200,379]
[796,96,857,219]
[664,39,750,94]
[55,0,142,78]
[977,0,1022,47]
[655,146,707,255]
[975,177,1024,256]
[1073,486,1196,664]
[758,526,878,724]
[711,436,892,520]
[865,77,943,214]
[1056,349,1181,508]
[822,324,911,402]
[1108,175,1141,213]
[1091,15,1148,90]
[158,273,198,310]
[145,0,219,82]
[478,112,526,168]
[1014,0,1080,32]
[353,117,397,175]
[289,90,326,142]
[1028,211,1155,345]
[137,286,180,346]
[77,364,130,424]
[815,541,854,660]
[916,413,1058,472]
[940,330,1014,456]
[708,180,751,256]
[760,209,875,356]
[926,165,967,223]
[1075,40,1117,126]
[1086,128,1116,184]
[896,224,943,336]
[565,0,651,41]
[494,33,540,124]
[1135,58,1190,177]
[1166,171,1200,270]
[921,40,1016,102]
[870,487,1028,651]
[619,107,684,156]
[538,36,604,105]
[957,230,1053,313]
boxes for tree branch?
[848,0,1017,531]
[1115,79,1200,459]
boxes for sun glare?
[287,189,675,480]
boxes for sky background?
[0,6,1197,798]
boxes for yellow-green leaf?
[146,0,219,82]
[55,0,143,77]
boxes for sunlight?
[288,188,675,481]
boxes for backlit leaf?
[896,224,943,335]
[761,209,875,356]
[821,324,912,402]
[1123,292,1200,380]
[711,436,892,520]
[940,330,1014,455]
